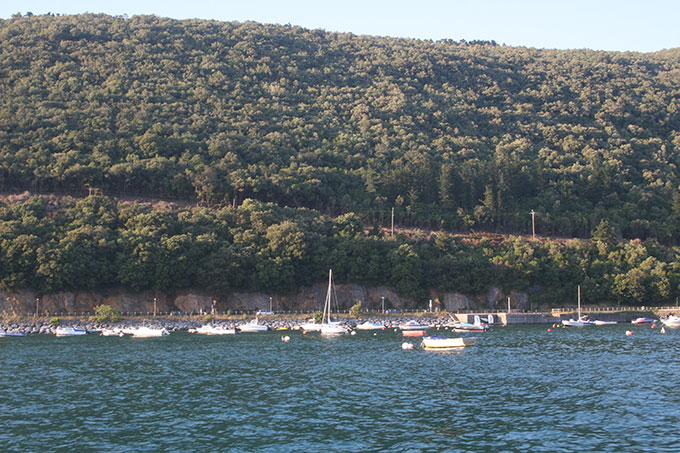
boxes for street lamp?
[35,297,39,318]
[381,296,385,314]
[153,297,157,317]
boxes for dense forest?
[0,194,678,307]
[1,13,680,306]
[1,13,679,241]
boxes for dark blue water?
[1,325,679,452]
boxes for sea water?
[1,325,679,451]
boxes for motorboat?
[593,320,618,325]
[0,331,26,337]
[422,336,477,350]
[661,315,680,328]
[100,328,124,337]
[355,321,385,330]
[319,269,348,335]
[562,286,594,327]
[238,319,269,332]
[450,315,489,332]
[631,317,655,324]
[191,324,236,335]
[300,320,322,331]
[128,326,170,337]
[399,320,430,331]
[55,326,88,336]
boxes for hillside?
[2,13,680,241]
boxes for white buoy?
[281,335,290,342]
[402,342,414,350]
[350,330,356,336]
[626,330,633,336]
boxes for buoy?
[660,327,666,334]
[350,330,356,336]
[373,333,377,336]
[394,328,398,332]
[281,335,290,342]
[651,323,656,328]
[626,330,633,336]
[547,328,552,332]
[401,342,414,350]
[302,330,308,335]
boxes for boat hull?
[422,336,476,349]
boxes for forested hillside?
[2,13,680,241]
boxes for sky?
[1,0,678,53]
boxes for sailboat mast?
[323,269,333,324]
[577,285,581,319]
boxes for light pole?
[153,297,157,317]
[530,210,536,240]
[212,299,216,316]
[35,297,39,318]
[269,297,273,313]
[381,296,385,314]
[507,296,511,313]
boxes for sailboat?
[562,286,594,327]
[320,269,348,335]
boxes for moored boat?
[238,319,269,332]
[55,326,88,336]
[661,315,680,327]
[355,321,385,330]
[399,320,430,331]
[191,324,237,335]
[593,320,618,325]
[562,286,594,327]
[128,326,170,337]
[319,269,349,336]
[631,317,655,324]
[0,331,27,337]
[100,328,124,337]
[402,330,427,337]
[422,336,477,349]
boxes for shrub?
[49,317,60,326]
[349,301,364,316]
[94,304,121,324]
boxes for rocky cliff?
[0,284,529,316]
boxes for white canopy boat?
[422,336,477,350]
[238,319,269,332]
[128,326,170,337]
[320,269,348,335]
[55,326,88,336]
[450,315,490,332]
[100,328,125,337]
[661,315,680,328]
[191,324,236,335]
[300,319,322,331]
[562,286,594,327]
[399,320,430,331]
[355,321,385,330]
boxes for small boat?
[661,315,680,327]
[451,316,489,332]
[402,330,427,337]
[100,328,124,337]
[399,320,430,331]
[422,336,477,349]
[128,326,170,337]
[562,286,594,327]
[355,321,385,330]
[55,326,88,336]
[191,324,236,335]
[319,270,349,336]
[593,320,618,326]
[238,319,269,332]
[631,317,655,324]
[300,320,322,331]
[0,331,27,337]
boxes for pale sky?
[1,0,678,53]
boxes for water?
[1,325,679,452]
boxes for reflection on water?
[1,325,679,451]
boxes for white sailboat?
[562,286,594,327]
[320,269,348,335]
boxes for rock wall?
[0,285,529,316]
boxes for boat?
[320,269,348,335]
[54,326,88,336]
[299,319,322,331]
[238,319,269,332]
[450,315,490,332]
[0,331,27,337]
[631,317,655,324]
[593,320,618,325]
[355,321,385,330]
[191,324,236,335]
[128,326,170,337]
[100,328,125,337]
[399,320,430,331]
[661,315,680,327]
[422,336,477,350]
[562,286,594,327]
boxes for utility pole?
[391,207,395,237]
[381,296,385,314]
[35,298,39,318]
[269,297,273,313]
[530,210,536,240]
[507,296,511,313]
[153,297,157,317]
